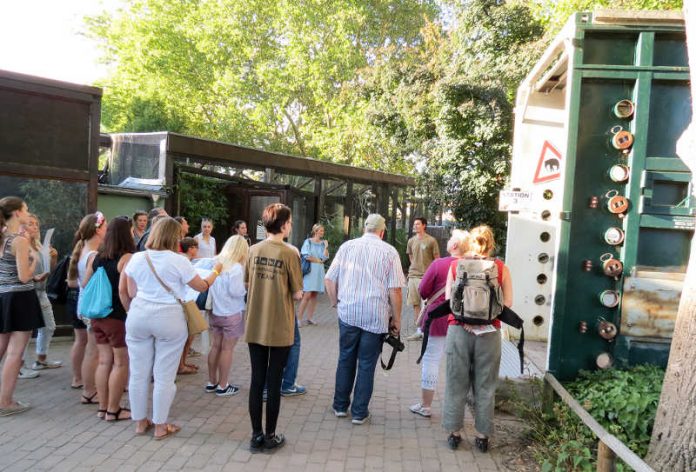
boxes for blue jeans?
[281,316,301,390]
[333,319,383,419]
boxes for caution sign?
[533,141,562,184]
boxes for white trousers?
[126,298,188,424]
[421,335,446,391]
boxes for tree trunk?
[645,4,696,471]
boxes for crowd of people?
[0,195,512,454]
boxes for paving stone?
[0,294,515,471]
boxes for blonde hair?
[27,213,42,252]
[447,229,470,256]
[145,217,181,251]
[310,223,324,237]
[469,225,496,257]
[216,235,249,272]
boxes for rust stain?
[621,289,679,339]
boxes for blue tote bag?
[78,266,113,319]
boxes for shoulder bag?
[144,252,208,336]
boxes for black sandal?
[97,409,107,419]
[81,392,98,405]
[475,436,489,453]
[447,433,462,450]
[105,407,131,422]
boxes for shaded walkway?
[0,294,541,471]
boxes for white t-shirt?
[209,263,246,316]
[194,234,217,259]
[125,250,198,305]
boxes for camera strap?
[380,335,402,371]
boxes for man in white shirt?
[325,214,406,425]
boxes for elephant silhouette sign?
[533,141,562,184]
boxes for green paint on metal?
[547,16,691,380]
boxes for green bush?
[513,365,664,471]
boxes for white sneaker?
[352,413,370,425]
[333,409,347,418]
[409,403,432,417]
[18,367,39,379]
[32,360,62,370]
[406,331,423,341]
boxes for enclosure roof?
[160,132,415,187]
[0,69,102,98]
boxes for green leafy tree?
[87,0,438,166]
[530,0,683,35]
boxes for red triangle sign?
[533,141,562,184]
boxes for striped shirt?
[0,235,34,293]
[325,233,406,334]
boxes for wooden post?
[597,440,616,472]
[344,181,353,241]
[542,377,556,417]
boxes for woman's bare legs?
[71,328,87,387]
[0,331,31,408]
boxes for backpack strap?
[416,300,451,364]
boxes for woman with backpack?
[204,235,248,397]
[0,197,44,417]
[442,225,512,453]
[297,224,329,326]
[68,212,107,405]
[81,216,135,421]
[408,230,469,419]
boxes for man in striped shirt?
[325,214,406,425]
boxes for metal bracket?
[560,211,572,221]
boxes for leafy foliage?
[530,0,683,35]
[568,365,664,457]
[87,0,437,168]
[177,173,230,236]
[88,0,683,238]
[512,366,665,471]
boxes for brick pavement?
[0,295,512,471]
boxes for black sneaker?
[263,433,286,450]
[447,433,462,450]
[204,382,218,393]
[475,436,489,453]
[250,433,265,452]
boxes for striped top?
[325,233,406,334]
[0,234,34,293]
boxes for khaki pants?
[441,325,501,437]
[407,276,423,306]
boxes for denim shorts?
[209,312,244,339]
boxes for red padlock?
[611,125,634,151]
[606,190,629,218]
[600,253,623,279]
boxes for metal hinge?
[560,211,572,221]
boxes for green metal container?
[504,10,691,380]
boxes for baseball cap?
[364,214,386,232]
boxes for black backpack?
[46,256,70,304]
[418,302,526,374]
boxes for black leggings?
[248,343,291,436]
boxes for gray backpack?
[450,258,504,325]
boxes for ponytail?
[67,213,101,281]
[0,196,25,249]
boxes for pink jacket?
[418,256,455,337]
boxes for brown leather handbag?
[145,252,208,336]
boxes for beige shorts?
[407,277,423,306]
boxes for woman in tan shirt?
[244,203,303,452]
